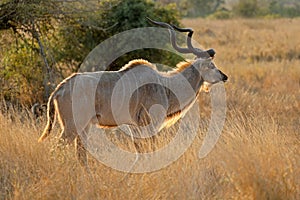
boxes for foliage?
[231,0,300,18]
[103,0,181,70]
[186,0,225,17]
[232,0,260,18]
[57,0,181,71]
[0,0,180,105]
[0,0,58,31]
[0,0,66,101]
[154,0,300,18]
[53,10,109,71]
[156,0,225,18]
[1,38,44,105]
[268,0,300,17]
[207,9,233,19]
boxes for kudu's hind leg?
[75,135,87,166]
[75,127,89,167]
[119,126,140,181]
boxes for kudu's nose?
[219,70,228,82]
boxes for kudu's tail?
[38,94,56,142]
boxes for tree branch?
[31,20,53,100]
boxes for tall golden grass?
[0,18,299,199]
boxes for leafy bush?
[181,0,225,17]
[98,0,182,70]
[232,0,260,18]
[269,0,300,18]
[54,0,181,71]
[1,40,45,105]
[231,0,300,18]
[207,9,232,19]
[0,0,181,106]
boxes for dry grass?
[1,18,299,199]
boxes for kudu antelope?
[38,18,228,165]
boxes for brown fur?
[119,59,157,71]
[120,59,194,75]
[174,61,193,72]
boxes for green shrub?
[103,0,181,70]
[269,0,300,18]
[207,10,232,19]
[1,40,45,105]
[0,0,181,105]
[232,0,260,18]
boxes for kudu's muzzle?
[219,70,228,82]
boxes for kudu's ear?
[196,48,215,59]
[206,49,215,58]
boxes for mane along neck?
[119,59,157,71]
[119,59,197,75]
[174,60,194,72]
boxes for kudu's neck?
[181,62,203,92]
[165,62,203,116]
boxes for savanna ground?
[0,18,299,199]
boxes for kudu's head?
[147,18,228,89]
